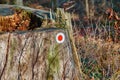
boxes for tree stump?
[0,28,76,80]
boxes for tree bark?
[0,28,76,80]
[89,0,95,19]
[85,0,89,18]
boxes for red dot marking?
[58,35,63,41]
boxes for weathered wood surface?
[0,28,77,80]
[0,4,54,19]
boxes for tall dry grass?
[74,19,120,80]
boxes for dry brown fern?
[0,9,30,32]
[106,8,120,43]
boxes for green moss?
[55,9,67,29]
[9,38,17,69]
[47,44,60,79]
